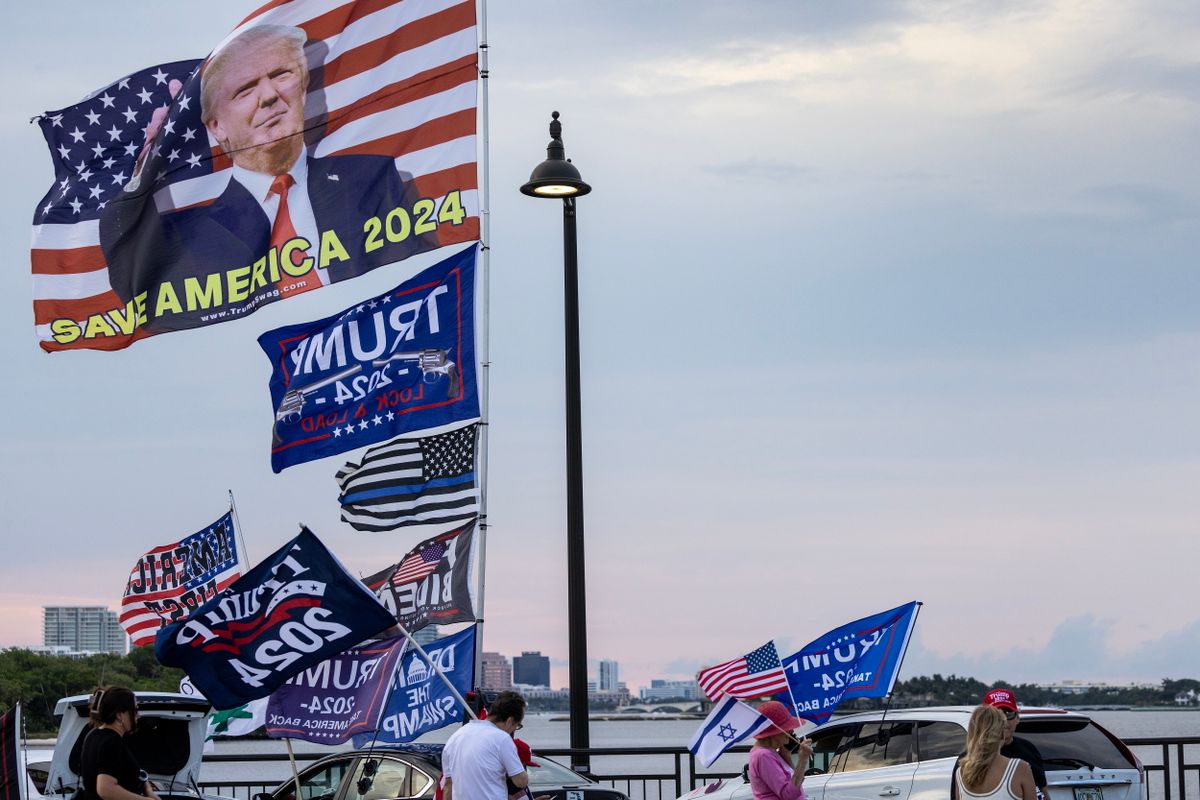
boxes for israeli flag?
[688,695,774,767]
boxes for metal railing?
[198,737,1199,800]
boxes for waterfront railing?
[199,736,1199,800]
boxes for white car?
[31,692,229,800]
[679,706,1143,800]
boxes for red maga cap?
[982,688,1018,711]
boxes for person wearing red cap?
[506,740,550,800]
[747,701,814,800]
[983,688,1048,800]
[954,689,1047,800]
[953,705,1037,800]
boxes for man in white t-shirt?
[442,691,529,800]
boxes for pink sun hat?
[753,700,802,738]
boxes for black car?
[257,744,629,800]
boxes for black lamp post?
[520,111,592,772]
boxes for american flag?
[696,641,789,701]
[391,539,447,585]
[336,422,478,532]
[119,511,242,647]
[32,0,480,352]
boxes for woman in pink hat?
[748,701,814,800]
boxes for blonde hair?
[960,705,1007,789]
[200,25,309,123]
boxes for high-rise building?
[43,606,127,654]
[411,625,440,646]
[512,651,551,687]
[598,659,619,692]
[481,651,513,690]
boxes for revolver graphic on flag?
[373,348,460,398]
[273,363,362,444]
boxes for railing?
[1126,737,1200,800]
[198,737,1199,800]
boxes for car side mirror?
[742,765,750,782]
[254,793,275,800]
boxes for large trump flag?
[32,0,479,352]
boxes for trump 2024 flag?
[32,0,479,352]
[266,634,407,744]
[779,601,920,724]
[155,527,396,710]
[120,511,242,647]
[259,246,478,472]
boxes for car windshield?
[527,756,591,787]
[1016,718,1136,769]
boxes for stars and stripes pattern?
[336,422,478,532]
[390,539,447,585]
[696,641,789,701]
[119,512,243,647]
[32,0,480,352]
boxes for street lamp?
[520,111,591,772]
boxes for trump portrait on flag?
[100,23,436,332]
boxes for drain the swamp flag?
[31,0,479,352]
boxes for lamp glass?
[533,184,580,196]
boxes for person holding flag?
[747,701,813,800]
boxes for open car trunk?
[40,693,211,799]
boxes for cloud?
[700,158,818,184]
[905,615,1200,684]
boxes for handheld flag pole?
[391,621,478,720]
[284,740,303,800]
[877,601,922,727]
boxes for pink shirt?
[748,747,806,800]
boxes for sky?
[1,0,1197,695]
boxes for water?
[202,710,1200,792]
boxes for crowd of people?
[740,686,1048,800]
[77,681,1048,800]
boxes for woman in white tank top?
[953,706,1037,800]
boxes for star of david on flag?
[688,696,774,768]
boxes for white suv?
[680,706,1143,800]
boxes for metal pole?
[562,195,590,771]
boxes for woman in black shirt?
[79,687,161,800]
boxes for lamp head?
[521,111,591,198]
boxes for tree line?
[854,674,1200,711]
[0,647,185,735]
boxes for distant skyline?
[1,0,1197,699]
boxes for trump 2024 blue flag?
[260,245,478,472]
[354,625,475,746]
[779,601,920,724]
[155,527,396,710]
[266,634,407,744]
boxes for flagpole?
[877,602,921,727]
[227,489,251,566]
[284,739,303,800]
[393,621,478,720]
[470,0,492,691]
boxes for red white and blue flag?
[697,641,789,701]
[155,526,396,710]
[32,0,479,351]
[120,510,243,648]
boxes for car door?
[910,720,967,800]
[821,722,918,800]
[276,756,357,800]
[344,755,436,800]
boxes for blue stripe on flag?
[341,473,475,504]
